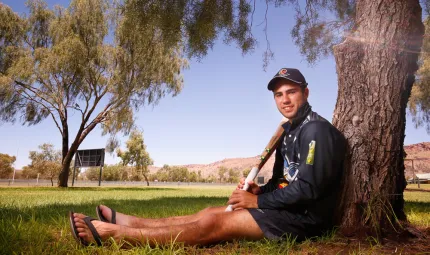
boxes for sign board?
[257,176,265,184]
[75,149,105,167]
[72,148,105,187]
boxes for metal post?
[98,165,102,187]
[13,142,19,184]
[98,149,105,187]
[411,159,415,184]
[72,162,77,187]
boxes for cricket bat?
[225,117,289,211]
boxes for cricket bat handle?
[225,117,288,212]
[225,166,259,212]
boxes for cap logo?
[279,69,288,75]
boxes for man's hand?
[236,177,261,195]
[227,190,258,210]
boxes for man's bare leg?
[98,205,228,228]
[74,209,264,246]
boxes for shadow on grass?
[404,201,430,213]
[0,196,227,254]
[0,196,227,223]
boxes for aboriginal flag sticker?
[306,140,316,165]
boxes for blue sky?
[2,0,429,169]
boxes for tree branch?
[83,100,115,129]
[14,80,63,116]
[19,90,63,135]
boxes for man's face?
[273,80,309,120]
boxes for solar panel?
[72,148,105,186]
[75,149,105,167]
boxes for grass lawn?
[0,186,429,254]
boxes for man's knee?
[193,211,264,244]
[196,213,218,231]
[193,213,225,243]
[198,206,226,216]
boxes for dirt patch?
[193,230,430,254]
[299,237,430,254]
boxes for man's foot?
[73,213,121,245]
[97,205,134,227]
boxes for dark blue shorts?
[247,208,309,241]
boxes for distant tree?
[206,174,216,183]
[128,167,144,181]
[217,166,228,183]
[23,143,61,186]
[242,168,251,178]
[102,164,124,181]
[188,172,198,182]
[84,167,100,181]
[155,164,171,182]
[151,167,199,183]
[228,168,240,183]
[152,165,191,182]
[148,173,157,181]
[22,165,38,179]
[169,166,189,182]
[13,170,23,179]
[197,170,202,182]
[0,0,186,187]
[117,129,153,186]
[0,153,16,178]
[119,166,131,181]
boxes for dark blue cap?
[267,68,308,90]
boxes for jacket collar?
[281,102,312,132]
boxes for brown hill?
[404,142,430,178]
[148,155,276,182]
[148,142,430,181]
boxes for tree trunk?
[57,121,71,187]
[58,129,70,187]
[58,155,72,187]
[143,173,150,186]
[332,0,424,237]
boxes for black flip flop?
[69,211,103,246]
[96,205,116,224]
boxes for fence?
[0,178,236,187]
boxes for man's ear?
[304,87,309,99]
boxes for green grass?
[404,191,430,228]
[0,186,429,254]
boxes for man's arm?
[257,121,346,209]
[228,139,286,210]
[259,142,284,194]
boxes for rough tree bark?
[332,0,424,236]
[58,124,70,187]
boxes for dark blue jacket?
[257,102,346,229]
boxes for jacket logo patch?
[306,140,316,165]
